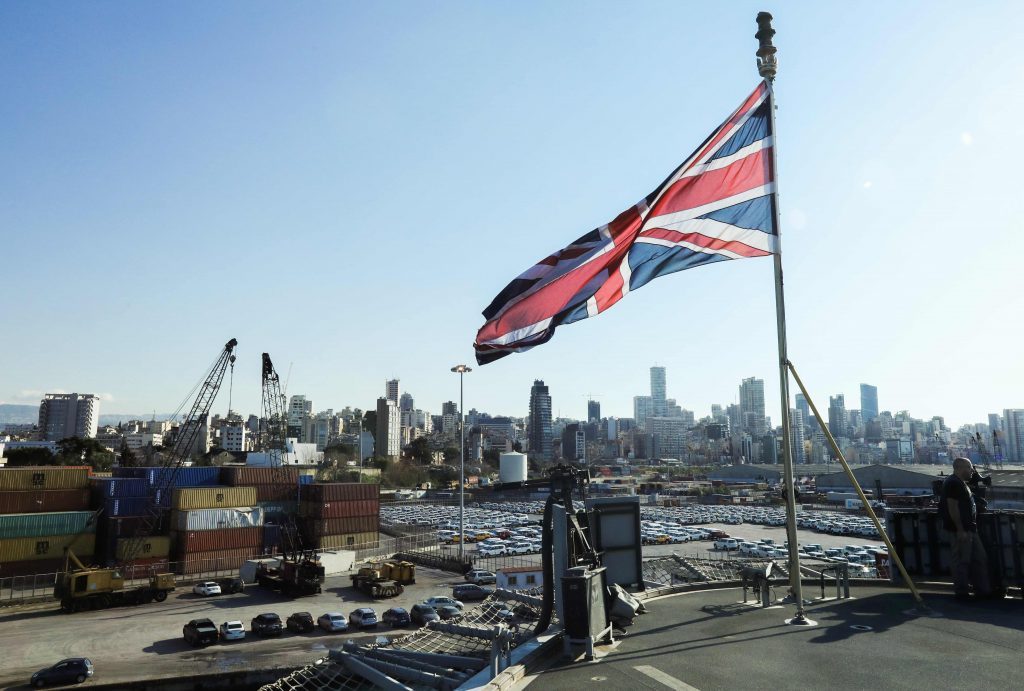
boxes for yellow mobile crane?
[55,338,238,613]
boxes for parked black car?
[218,576,245,594]
[452,584,494,601]
[183,619,219,647]
[30,658,93,687]
[410,603,440,626]
[382,607,411,627]
[436,604,462,621]
[251,613,283,637]
[286,611,315,633]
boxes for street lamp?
[450,364,472,561]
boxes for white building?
[38,393,100,440]
[220,425,246,452]
[376,397,401,459]
[126,432,164,452]
[246,438,321,466]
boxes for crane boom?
[261,352,306,557]
[119,338,238,565]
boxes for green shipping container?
[0,533,95,562]
[172,486,257,511]
[0,512,96,539]
[0,467,90,491]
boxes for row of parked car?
[182,607,405,647]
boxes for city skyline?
[2,3,1021,430]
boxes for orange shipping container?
[0,558,66,578]
[177,547,258,575]
[0,489,91,514]
[0,467,90,491]
[0,534,95,562]
[115,536,171,561]
[172,486,257,511]
[305,532,378,550]
[221,467,299,486]
[300,516,377,537]
[173,527,262,553]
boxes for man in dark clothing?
[939,457,991,599]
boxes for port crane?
[55,338,238,612]
[255,352,324,595]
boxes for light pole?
[451,364,472,561]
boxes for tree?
[362,411,377,439]
[3,447,57,466]
[482,449,500,464]
[443,447,460,463]
[119,439,139,468]
[405,437,433,465]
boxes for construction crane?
[56,338,238,612]
[256,353,324,596]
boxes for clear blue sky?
[2,1,1021,429]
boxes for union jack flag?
[474,82,777,365]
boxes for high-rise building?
[375,397,401,459]
[587,399,601,423]
[738,377,766,436]
[795,394,810,428]
[442,401,458,416]
[528,380,553,461]
[647,416,686,460]
[1003,409,1024,462]
[399,393,414,412]
[37,393,100,441]
[828,394,848,440]
[634,396,653,430]
[790,407,807,464]
[650,366,667,417]
[287,395,312,440]
[860,384,878,423]
[385,379,400,405]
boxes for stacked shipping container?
[1,466,380,579]
[298,483,380,549]
[171,486,262,574]
[0,467,93,577]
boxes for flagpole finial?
[755,12,777,81]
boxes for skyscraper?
[795,394,810,428]
[1003,409,1024,462]
[528,380,553,461]
[385,379,400,405]
[790,407,807,464]
[633,396,653,430]
[375,397,400,459]
[287,395,312,440]
[860,384,878,423]
[738,377,766,436]
[828,394,848,440]
[399,393,414,412]
[650,366,667,417]
[587,399,601,423]
[37,393,100,441]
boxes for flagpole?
[756,11,812,626]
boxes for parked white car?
[219,620,245,641]
[193,581,222,597]
[714,538,739,550]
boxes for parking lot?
[0,565,477,690]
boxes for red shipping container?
[173,527,262,554]
[299,498,380,519]
[102,514,171,537]
[0,489,91,514]
[177,547,258,575]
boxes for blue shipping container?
[92,477,149,498]
[105,496,167,516]
[112,466,222,488]
[298,475,314,485]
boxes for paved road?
[0,566,464,690]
